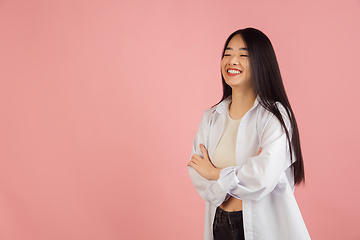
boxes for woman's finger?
[200,144,209,159]
[191,154,201,161]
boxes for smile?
[226,68,242,76]
[227,69,242,74]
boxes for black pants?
[213,207,245,240]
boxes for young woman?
[188,28,311,240]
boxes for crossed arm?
[188,143,262,181]
[187,144,221,181]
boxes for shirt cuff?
[217,166,240,193]
[203,180,228,206]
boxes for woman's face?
[221,34,253,92]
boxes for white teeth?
[227,69,241,74]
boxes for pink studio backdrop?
[0,0,359,239]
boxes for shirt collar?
[214,95,260,115]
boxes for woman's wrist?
[211,168,221,181]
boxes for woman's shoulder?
[257,100,289,117]
[199,107,218,126]
[203,106,217,117]
[201,98,231,121]
[256,101,292,132]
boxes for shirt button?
[246,228,252,232]
[237,140,243,144]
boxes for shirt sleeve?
[217,105,294,201]
[188,111,228,206]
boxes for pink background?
[1,0,359,239]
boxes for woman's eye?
[224,54,231,56]
[240,55,249,57]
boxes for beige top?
[212,110,241,169]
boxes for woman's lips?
[226,68,242,76]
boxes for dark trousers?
[213,206,245,240]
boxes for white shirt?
[188,96,311,240]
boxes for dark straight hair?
[218,28,305,185]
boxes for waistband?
[215,206,243,223]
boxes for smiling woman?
[187,28,311,240]
[221,35,252,95]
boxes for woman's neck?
[229,90,256,120]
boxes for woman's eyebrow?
[225,47,248,51]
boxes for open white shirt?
[188,97,311,240]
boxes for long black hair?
[218,28,305,185]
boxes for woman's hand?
[188,145,262,181]
[188,144,221,181]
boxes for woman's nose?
[229,56,239,65]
